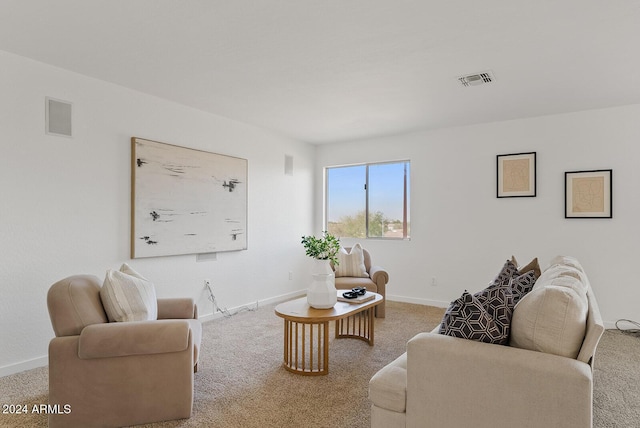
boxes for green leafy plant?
[301,231,341,266]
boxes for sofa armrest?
[406,332,593,428]
[369,266,389,298]
[78,320,191,359]
[370,266,389,286]
[157,298,197,319]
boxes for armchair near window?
[334,246,389,317]
[47,275,202,428]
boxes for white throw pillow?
[100,263,158,322]
[510,285,587,359]
[335,244,369,278]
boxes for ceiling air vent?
[458,71,494,87]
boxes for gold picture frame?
[497,152,536,198]
[565,169,612,218]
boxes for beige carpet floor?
[1,301,638,428]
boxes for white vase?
[306,259,337,309]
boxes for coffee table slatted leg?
[309,323,313,371]
[335,309,375,345]
[295,322,299,370]
[368,306,374,345]
[284,319,288,367]
[282,320,329,375]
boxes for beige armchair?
[334,247,389,317]
[47,275,202,428]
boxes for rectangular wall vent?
[284,154,294,176]
[458,71,494,87]
[46,97,73,137]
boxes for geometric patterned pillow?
[490,258,537,305]
[437,258,538,345]
[510,270,537,305]
[439,291,507,345]
[474,283,514,345]
[491,259,519,286]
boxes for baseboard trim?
[603,321,617,330]
[387,294,450,308]
[0,355,48,378]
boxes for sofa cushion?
[549,255,584,272]
[335,243,369,278]
[368,353,407,412]
[546,275,588,306]
[100,264,158,322]
[439,291,508,344]
[510,285,587,358]
[335,276,377,291]
[534,264,588,293]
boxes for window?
[325,161,410,239]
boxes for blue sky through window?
[326,161,410,238]
[326,165,365,221]
[369,162,408,221]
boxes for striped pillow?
[335,244,369,278]
[100,264,158,322]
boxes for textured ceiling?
[1,0,639,143]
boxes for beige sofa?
[369,256,604,428]
[47,275,202,428]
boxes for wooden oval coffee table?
[274,291,383,376]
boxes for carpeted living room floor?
[1,300,639,428]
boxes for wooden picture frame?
[131,137,248,258]
[565,169,612,218]
[497,152,536,198]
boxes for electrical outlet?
[204,279,211,289]
[288,271,293,280]
[431,277,437,287]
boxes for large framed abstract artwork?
[565,169,612,219]
[131,137,248,258]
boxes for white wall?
[0,50,315,376]
[316,105,640,326]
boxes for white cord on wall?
[615,319,640,337]
[205,283,258,318]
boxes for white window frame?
[324,160,410,240]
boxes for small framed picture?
[565,169,612,218]
[497,152,536,198]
